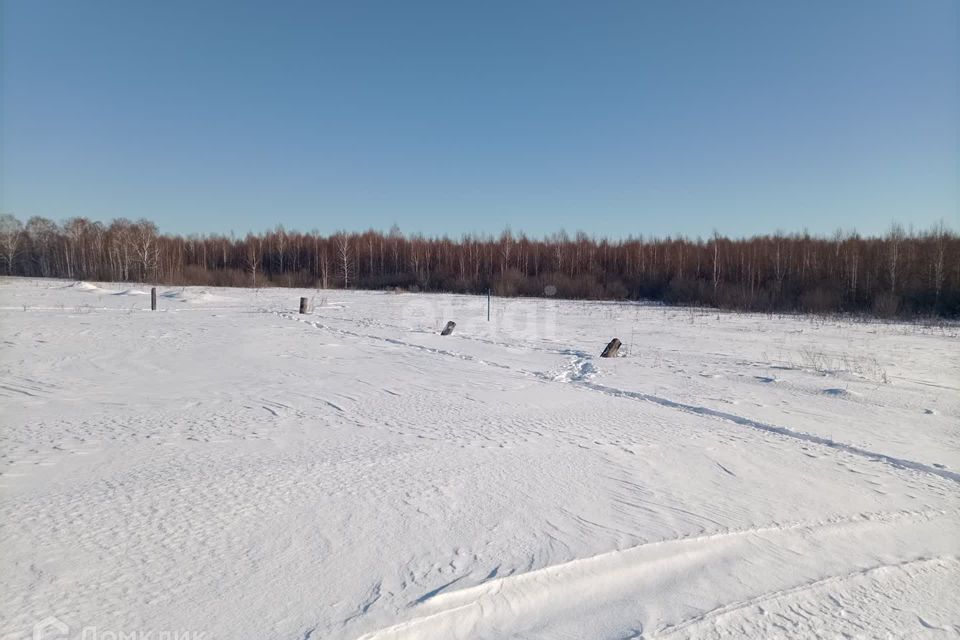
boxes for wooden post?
[299,297,309,314]
[441,321,456,336]
[151,287,157,311]
[600,338,621,358]
[487,288,491,321]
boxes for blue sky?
[2,0,957,239]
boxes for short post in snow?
[299,297,309,314]
[487,288,491,322]
[151,287,157,311]
[600,338,621,358]
[441,320,456,336]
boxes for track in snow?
[280,310,959,486]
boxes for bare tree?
[0,214,24,274]
[335,232,352,288]
[26,216,57,277]
[132,219,159,280]
[933,221,947,305]
[711,231,721,293]
[245,234,261,288]
[275,225,287,275]
[888,223,904,293]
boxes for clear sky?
[2,0,957,239]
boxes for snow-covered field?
[2,277,958,640]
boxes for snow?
[1,277,958,639]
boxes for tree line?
[1,214,957,317]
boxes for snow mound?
[551,354,596,382]
[822,388,860,398]
[161,289,233,303]
[70,282,148,296]
[71,281,103,291]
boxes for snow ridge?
[357,509,958,640]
